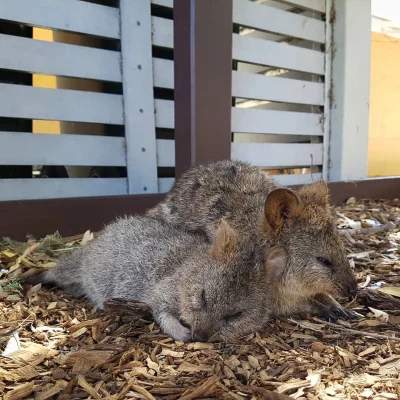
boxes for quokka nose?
[192,330,209,343]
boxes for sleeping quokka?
[27,216,281,343]
[147,160,359,321]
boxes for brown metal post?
[173,0,233,179]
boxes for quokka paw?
[318,306,360,321]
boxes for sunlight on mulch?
[1,198,400,399]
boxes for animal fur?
[147,160,359,320]
[27,216,278,343]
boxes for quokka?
[147,160,359,320]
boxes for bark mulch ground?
[1,198,400,399]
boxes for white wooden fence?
[0,0,371,201]
[231,0,327,185]
[0,0,175,200]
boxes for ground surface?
[0,198,400,400]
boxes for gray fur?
[32,215,272,342]
[147,160,359,320]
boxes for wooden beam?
[1,177,400,241]
[0,194,164,241]
[173,0,233,178]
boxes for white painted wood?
[152,16,174,48]
[153,61,325,104]
[233,34,325,75]
[0,34,121,82]
[232,71,324,105]
[255,0,293,11]
[152,0,173,7]
[0,178,128,201]
[233,0,325,44]
[328,0,371,181]
[120,0,158,194]
[156,139,175,167]
[153,58,174,89]
[231,143,323,167]
[232,108,323,136]
[278,0,325,13]
[155,100,175,129]
[0,0,120,39]
[0,132,126,167]
[272,173,323,185]
[0,84,123,124]
[158,178,175,193]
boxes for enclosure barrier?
[0,0,397,240]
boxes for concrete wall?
[368,32,400,177]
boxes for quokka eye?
[316,257,332,268]
[200,289,207,309]
[224,311,243,321]
[179,318,191,329]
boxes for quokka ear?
[210,218,238,260]
[264,246,287,281]
[264,188,301,232]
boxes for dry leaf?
[177,362,212,373]
[378,286,400,298]
[368,307,389,322]
[80,230,94,246]
[159,349,184,358]
[2,331,21,356]
[3,382,34,400]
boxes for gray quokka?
[147,160,359,320]
[27,215,278,343]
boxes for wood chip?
[3,382,34,400]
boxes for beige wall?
[368,32,400,177]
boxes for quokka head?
[178,219,278,343]
[261,180,358,301]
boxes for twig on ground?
[339,221,399,236]
[311,318,400,341]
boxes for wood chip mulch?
[1,198,400,399]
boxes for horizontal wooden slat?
[279,0,326,13]
[0,178,128,201]
[0,0,120,39]
[0,132,126,167]
[231,142,323,167]
[152,60,325,105]
[272,173,323,185]
[153,58,174,89]
[0,34,121,82]
[156,139,175,167]
[0,84,123,124]
[233,0,325,44]
[232,71,324,105]
[155,140,323,169]
[233,34,325,75]
[152,16,173,48]
[158,177,174,193]
[152,0,173,7]
[155,100,174,129]
[232,108,323,135]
